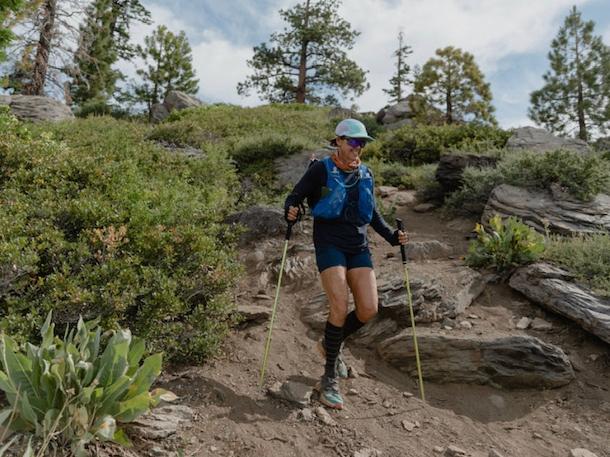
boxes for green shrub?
[0,313,171,456]
[400,163,438,190]
[466,215,544,272]
[1,114,241,362]
[544,233,610,297]
[376,124,510,165]
[497,150,610,201]
[231,134,308,178]
[444,166,504,215]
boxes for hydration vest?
[311,156,375,224]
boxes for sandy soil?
[146,204,610,457]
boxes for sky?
[119,0,610,129]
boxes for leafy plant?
[0,313,173,456]
[466,215,544,272]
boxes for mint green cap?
[335,118,374,142]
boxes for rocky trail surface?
[134,200,610,457]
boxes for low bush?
[466,215,544,272]
[544,233,610,297]
[444,166,504,215]
[497,149,610,201]
[375,123,510,165]
[0,313,171,456]
[1,112,241,362]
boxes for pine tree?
[21,0,57,95]
[0,0,23,62]
[133,25,199,118]
[69,0,150,107]
[237,0,369,105]
[414,46,495,125]
[383,30,413,104]
[529,6,610,141]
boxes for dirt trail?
[152,205,610,457]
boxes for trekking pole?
[396,218,425,402]
[259,220,295,387]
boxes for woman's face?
[337,137,366,162]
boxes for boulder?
[274,148,329,189]
[152,90,205,122]
[483,184,610,235]
[435,154,498,195]
[506,127,588,153]
[224,206,286,244]
[377,94,444,128]
[164,90,204,112]
[405,240,452,261]
[1,95,73,122]
[377,329,574,388]
[509,263,610,344]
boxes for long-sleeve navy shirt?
[284,160,399,253]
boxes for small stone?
[314,406,336,426]
[348,366,359,378]
[347,388,359,396]
[489,450,504,457]
[569,449,599,457]
[414,203,436,213]
[353,448,382,457]
[298,408,315,422]
[468,314,480,319]
[402,391,414,398]
[382,399,392,408]
[459,321,472,329]
[443,326,453,331]
[533,432,543,439]
[210,446,219,452]
[516,317,531,329]
[433,447,444,454]
[530,318,553,330]
[444,445,467,456]
[588,354,599,362]
[402,420,416,431]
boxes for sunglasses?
[343,137,367,149]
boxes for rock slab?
[483,184,610,235]
[377,329,574,388]
[509,263,610,344]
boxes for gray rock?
[377,329,574,388]
[151,103,170,123]
[129,405,194,440]
[483,184,610,235]
[274,148,329,189]
[516,317,531,329]
[436,154,498,196]
[413,203,437,213]
[4,95,73,123]
[224,206,285,244]
[507,127,589,153]
[444,445,468,456]
[406,240,452,261]
[236,304,271,324]
[268,381,312,407]
[509,263,610,344]
[530,317,553,331]
[314,406,336,425]
[489,450,504,457]
[569,449,598,457]
[164,90,204,112]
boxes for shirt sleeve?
[283,160,325,221]
[370,207,400,245]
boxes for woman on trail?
[284,118,408,410]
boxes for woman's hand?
[397,230,409,245]
[286,205,300,222]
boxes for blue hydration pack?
[311,156,374,223]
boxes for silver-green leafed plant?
[0,312,174,456]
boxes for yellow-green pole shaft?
[259,223,293,387]
[396,218,425,402]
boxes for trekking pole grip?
[396,218,407,264]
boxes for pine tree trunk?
[574,33,588,141]
[295,0,310,103]
[23,0,57,96]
